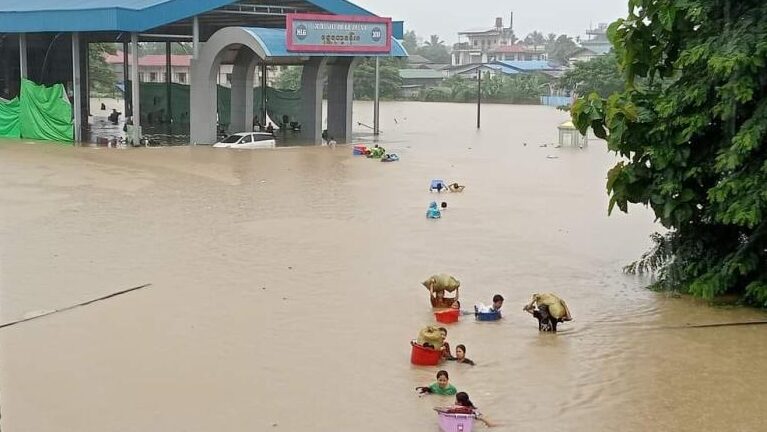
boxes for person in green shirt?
[416,370,457,396]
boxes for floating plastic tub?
[475,310,502,321]
[410,341,443,366]
[437,411,475,432]
[430,179,446,191]
[435,309,459,324]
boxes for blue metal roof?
[0,0,375,33]
[495,60,560,71]
[244,27,407,57]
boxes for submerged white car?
[213,132,276,149]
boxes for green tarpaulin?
[130,82,302,133]
[0,80,73,142]
[19,79,73,142]
[0,97,21,138]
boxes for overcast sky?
[352,0,629,44]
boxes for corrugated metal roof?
[496,60,560,71]
[398,69,443,79]
[0,0,376,32]
[244,27,406,58]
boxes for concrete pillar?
[299,58,327,145]
[326,57,356,143]
[123,41,130,116]
[19,33,28,79]
[190,55,219,144]
[130,33,140,131]
[189,27,268,145]
[72,32,82,143]
[165,41,172,123]
[229,49,258,133]
[193,16,200,59]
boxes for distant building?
[105,51,194,85]
[452,13,546,66]
[568,47,600,65]
[104,51,282,88]
[398,69,445,97]
[581,23,612,55]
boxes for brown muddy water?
[1,102,766,432]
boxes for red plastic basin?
[435,309,460,324]
[411,342,443,366]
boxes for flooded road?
[1,102,766,432]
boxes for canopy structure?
[0,0,407,144]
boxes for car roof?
[229,132,273,136]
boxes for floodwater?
[1,102,766,432]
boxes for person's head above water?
[455,391,476,408]
[438,327,448,338]
[538,303,550,318]
[441,202,447,209]
[455,344,467,359]
[451,300,461,309]
[492,294,504,309]
[436,370,450,387]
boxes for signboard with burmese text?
[286,13,392,53]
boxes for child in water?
[475,294,504,313]
[438,327,454,360]
[416,370,457,396]
[435,392,494,427]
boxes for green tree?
[524,31,546,47]
[571,0,767,305]
[275,66,302,91]
[402,30,418,54]
[546,35,579,65]
[417,35,451,63]
[560,52,624,98]
[353,57,402,99]
[499,74,544,103]
[89,43,117,94]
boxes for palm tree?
[524,31,545,47]
[424,34,445,48]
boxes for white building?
[105,51,282,87]
[451,14,546,66]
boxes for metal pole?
[261,63,267,125]
[72,32,82,143]
[476,68,481,129]
[373,56,380,136]
[165,41,172,124]
[192,16,200,59]
[19,33,28,79]
[130,33,140,131]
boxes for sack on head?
[421,273,461,293]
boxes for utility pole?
[476,68,481,129]
[373,56,380,136]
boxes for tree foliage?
[353,57,403,99]
[560,52,624,98]
[571,0,767,305]
[402,30,418,54]
[524,31,546,46]
[418,34,451,63]
[275,66,302,91]
[420,74,543,103]
[89,43,117,94]
[545,34,579,65]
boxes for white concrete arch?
[190,27,269,144]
